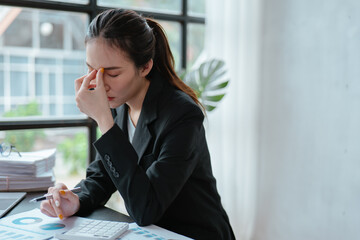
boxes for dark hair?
[86,9,201,108]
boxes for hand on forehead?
[86,38,133,71]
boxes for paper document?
[0,148,56,191]
[0,148,56,176]
[0,170,55,191]
[0,208,78,240]
[0,208,193,240]
[119,223,193,240]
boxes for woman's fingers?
[51,189,64,220]
[75,68,103,93]
[40,200,57,217]
[40,184,69,220]
[75,70,97,93]
[95,68,104,87]
[80,70,97,90]
[75,74,87,93]
[58,188,81,214]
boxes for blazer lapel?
[131,120,153,163]
[114,105,128,136]
[131,75,163,162]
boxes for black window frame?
[0,0,205,163]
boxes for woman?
[40,9,235,240]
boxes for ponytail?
[145,18,203,109]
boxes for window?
[0,8,87,117]
[187,23,205,67]
[188,0,205,17]
[0,0,205,213]
[98,0,182,14]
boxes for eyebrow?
[86,62,122,70]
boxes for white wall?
[253,0,360,239]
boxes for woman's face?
[85,38,149,109]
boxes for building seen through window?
[0,7,87,117]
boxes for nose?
[104,83,110,91]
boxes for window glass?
[0,71,3,97]
[63,73,77,95]
[63,58,83,66]
[35,73,42,96]
[0,6,88,119]
[46,0,89,4]
[188,0,206,16]
[0,58,3,98]
[10,56,28,64]
[36,57,56,65]
[40,22,64,49]
[187,23,205,68]
[50,103,56,115]
[0,127,88,190]
[49,73,56,95]
[98,0,181,14]
[10,71,28,97]
[3,8,32,47]
[158,20,181,71]
[64,103,80,115]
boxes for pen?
[88,84,96,90]
[29,187,82,203]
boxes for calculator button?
[55,219,129,240]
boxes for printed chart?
[118,223,193,240]
[0,224,48,240]
[0,208,76,240]
[119,225,166,240]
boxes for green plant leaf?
[204,94,225,102]
[208,80,229,91]
[205,105,216,111]
[183,59,229,112]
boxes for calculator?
[55,219,129,240]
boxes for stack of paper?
[0,149,56,191]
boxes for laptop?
[0,192,26,218]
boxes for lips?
[108,97,115,101]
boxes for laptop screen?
[0,192,26,218]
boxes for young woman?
[40,9,235,240]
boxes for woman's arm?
[75,155,117,216]
[93,104,204,225]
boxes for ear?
[139,59,153,77]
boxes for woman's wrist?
[96,110,114,134]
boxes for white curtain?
[204,0,263,239]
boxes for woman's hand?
[75,69,114,134]
[40,183,80,220]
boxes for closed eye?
[108,74,119,78]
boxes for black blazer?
[75,72,235,240]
